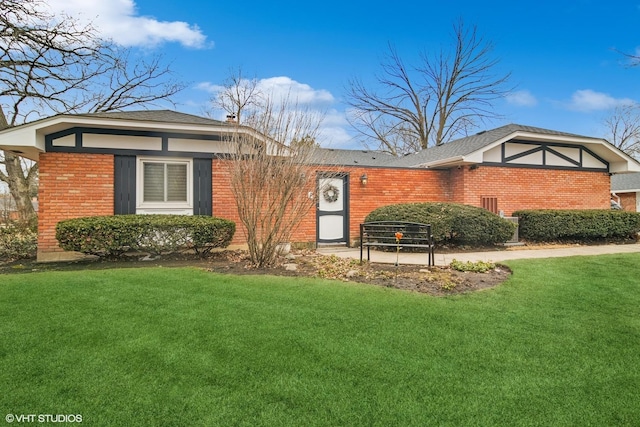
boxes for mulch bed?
[1,249,512,296]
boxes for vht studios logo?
[5,413,83,423]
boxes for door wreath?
[322,184,340,203]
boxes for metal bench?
[359,221,435,266]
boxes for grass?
[1,253,639,426]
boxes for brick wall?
[37,155,613,258]
[210,163,450,246]
[38,153,114,257]
[342,167,449,243]
[618,192,637,212]
[212,159,245,245]
[451,165,610,215]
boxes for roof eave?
[611,188,640,194]
[422,130,640,172]
[610,160,640,173]
[422,156,467,168]
[0,114,263,161]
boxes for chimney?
[226,114,237,123]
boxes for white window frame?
[136,157,193,214]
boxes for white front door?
[317,175,348,244]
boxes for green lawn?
[1,254,639,426]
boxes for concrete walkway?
[317,243,640,266]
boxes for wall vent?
[481,196,498,214]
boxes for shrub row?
[514,209,640,241]
[0,224,37,261]
[365,203,516,246]
[56,215,236,257]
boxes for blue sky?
[46,0,640,149]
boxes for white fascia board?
[48,115,236,135]
[512,131,640,169]
[511,131,602,145]
[423,134,517,168]
[610,160,640,173]
[0,115,274,160]
[424,156,466,168]
[480,131,606,153]
[428,130,640,171]
[611,189,640,194]
[0,124,44,160]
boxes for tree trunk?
[2,152,36,222]
[0,107,36,222]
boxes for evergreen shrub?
[365,202,516,246]
[514,209,640,241]
[56,214,235,257]
[0,224,37,261]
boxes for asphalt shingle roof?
[309,147,397,167]
[77,110,228,126]
[611,173,640,192]
[388,124,595,167]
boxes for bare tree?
[208,67,263,124]
[0,0,185,221]
[603,103,640,159]
[614,46,640,67]
[225,95,326,267]
[345,20,511,156]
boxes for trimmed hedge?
[56,215,236,257]
[514,209,640,241]
[365,202,516,246]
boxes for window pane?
[143,163,165,202]
[166,163,187,202]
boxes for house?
[611,172,640,211]
[0,110,638,261]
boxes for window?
[137,158,192,213]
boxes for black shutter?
[114,155,136,214]
[193,158,212,216]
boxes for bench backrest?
[360,221,432,244]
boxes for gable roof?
[389,124,600,167]
[0,110,236,160]
[386,123,640,173]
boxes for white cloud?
[567,89,635,112]
[196,77,354,147]
[506,90,537,107]
[195,82,223,94]
[197,76,334,105]
[45,0,208,48]
[316,109,354,148]
[256,77,334,104]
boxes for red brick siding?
[38,153,114,254]
[211,159,246,245]
[341,167,449,243]
[37,154,612,255]
[618,192,637,212]
[451,166,610,215]
[210,163,450,246]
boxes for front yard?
[1,253,639,426]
